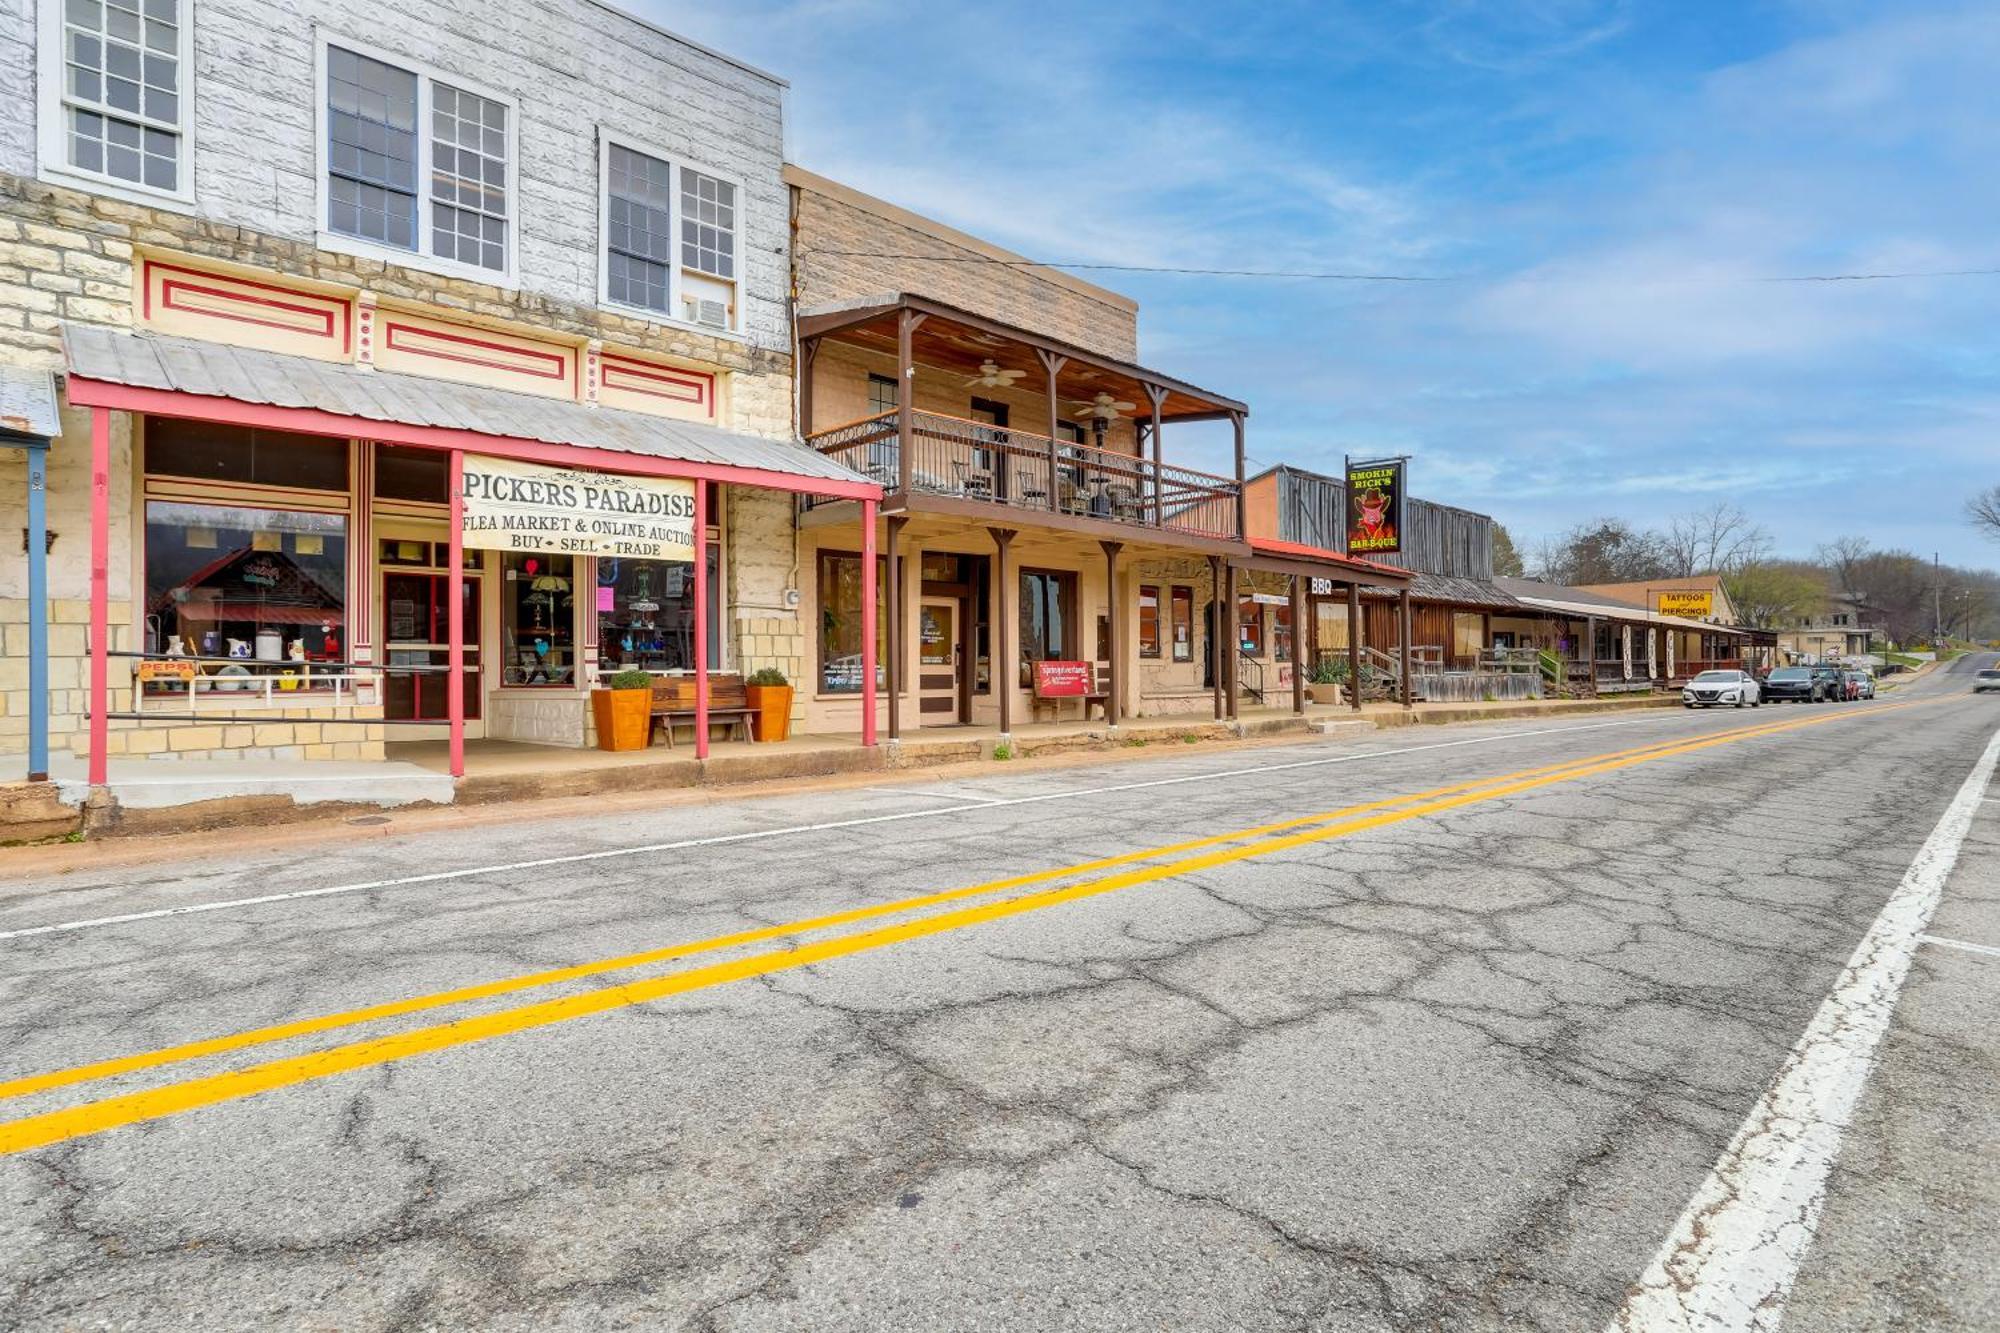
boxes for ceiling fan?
[1076,391,1138,422]
[964,359,1027,389]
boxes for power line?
[810,249,2000,285]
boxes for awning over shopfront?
[1501,588,1750,637]
[1238,536,1413,585]
[60,324,874,494]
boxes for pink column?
[87,408,110,787]
[860,498,878,746]
[694,481,710,760]
[447,450,465,779]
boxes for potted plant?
[745,667,794,743]
[591,668,655,752]
[1307,657,1347,706]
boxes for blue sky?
[643,0,2000,567]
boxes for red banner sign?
[1033,659,1093,697]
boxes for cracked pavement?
[1,662,1996,1331]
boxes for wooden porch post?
[1145,383,1167,527]
[1586,615,1599,692]
[1208,555,1225,720]
[1101,540,1123,725]
[1216,556,1232,716]
[885,514,907,741]
[87,407,110,788]
[1348,580,1363,712]
[694,479,710,759]
[1230,411,1248,541]
[992,527,1015,738]
[896,309,925,495]
[1290,572,1305,715]
[1038,348,1066,514]
[798,336,818,438]
[860,498,877,746]
[447,449,465,778]
[1398,585,1414,708]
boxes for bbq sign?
[459,455,696,559]
[1345,458,1406,555]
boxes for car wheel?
[1683,702,1694,709]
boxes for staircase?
[1236,652,1266,704]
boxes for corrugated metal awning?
[0,363,61,442]
[1505,591,1749,636]
[61,324,871,489]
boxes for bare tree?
[1659,503,1770,576]
[1816,535,1871,601]
[1527,519,1672,585]
[1970,486,2000,544]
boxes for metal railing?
[107,650,467,726]
[805,409,1242,541]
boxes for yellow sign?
[1657,590,1714,618]
[136,659,198,683]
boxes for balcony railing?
[806,409,1241,542]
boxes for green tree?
[1723,561,1827,628]
[1490,523,1524,578]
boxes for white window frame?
[595,127,747,340]
[36,0,198,208]
[312,30,520,289]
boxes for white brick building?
[0,0,866,790]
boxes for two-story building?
[0,0,879,788]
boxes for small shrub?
[992,741,1015,761]
[607,669,655,691]
[746,667,790,687]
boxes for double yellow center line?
[0,701,1923,1156]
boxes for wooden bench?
[649,674,757,746]
[1029,660,1112,723]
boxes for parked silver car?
[1682,669,1762,709]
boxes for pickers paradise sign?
[1345,458,1406,556]
[459,455,696,559]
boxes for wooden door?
[918,596,963,725]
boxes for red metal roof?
[1247,537,1410,580]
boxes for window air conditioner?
[684,297,730,329]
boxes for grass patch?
[991,741,1015,761]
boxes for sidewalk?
[3,691,1679,842]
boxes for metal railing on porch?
[804,409,1242,541]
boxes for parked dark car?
[1762,666,1831,703]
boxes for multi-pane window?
[53,0,186,194]
[1139,585,1161,659]
[600,141,741,330]
[680,169,735,278]
[430,84,508,271]
[323,43,510,276]
[605,144,675,313]
[326,47,418,250]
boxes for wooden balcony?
[806,409,1243,544]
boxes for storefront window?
[146,419,349,491]
[500,553,575,686]
[818,551,884,694]
[1170,586,1194,662]
[1020,568,1077,683]
[1237,595,1265,656]
[596,553,719,672]
[1274,600,1294,663]
[374,444,449,503]
[143,501,347,690]
[1138,585,1161,658]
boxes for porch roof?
[1493,578,1749,635]
[0,363,60,443]
[1243,536,1411,585]
[60,324,877,496]
[796,292,1247,421]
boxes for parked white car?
[1682,669,1762,709]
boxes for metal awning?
[1238,536,1412,584]
[0,363,60,444]
[60,324,875,493]
[1506,592,1749,636]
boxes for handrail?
[809,408,1243,488]
[1236,651,1264,702]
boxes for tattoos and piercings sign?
[459,455,695,558]
[1345,458,1406,555]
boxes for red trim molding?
[68,378,881,501]
[382,320,571,384]
[141,258,355,355]
[600,353,715,418]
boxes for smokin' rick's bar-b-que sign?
[459,455,696,559]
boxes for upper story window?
[318,38,515,283]
[38,0,195,204]
[599,133,741,333]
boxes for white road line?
[1608,722,2000,1333]
[1919,933,2000,961]
[0,713,1681,943]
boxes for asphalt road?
[1,658,1995,1332]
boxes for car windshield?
[1981,669,2000,678]
[1692,671,1738,683]
[1769,669,1809,680]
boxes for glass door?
[383,571,482,722]
[918,596,962,724]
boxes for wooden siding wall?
[1359,600,1456,653]
[1358,497,1494,581]
[1276,467,1346,549]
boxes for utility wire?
[810,249,2000,285]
